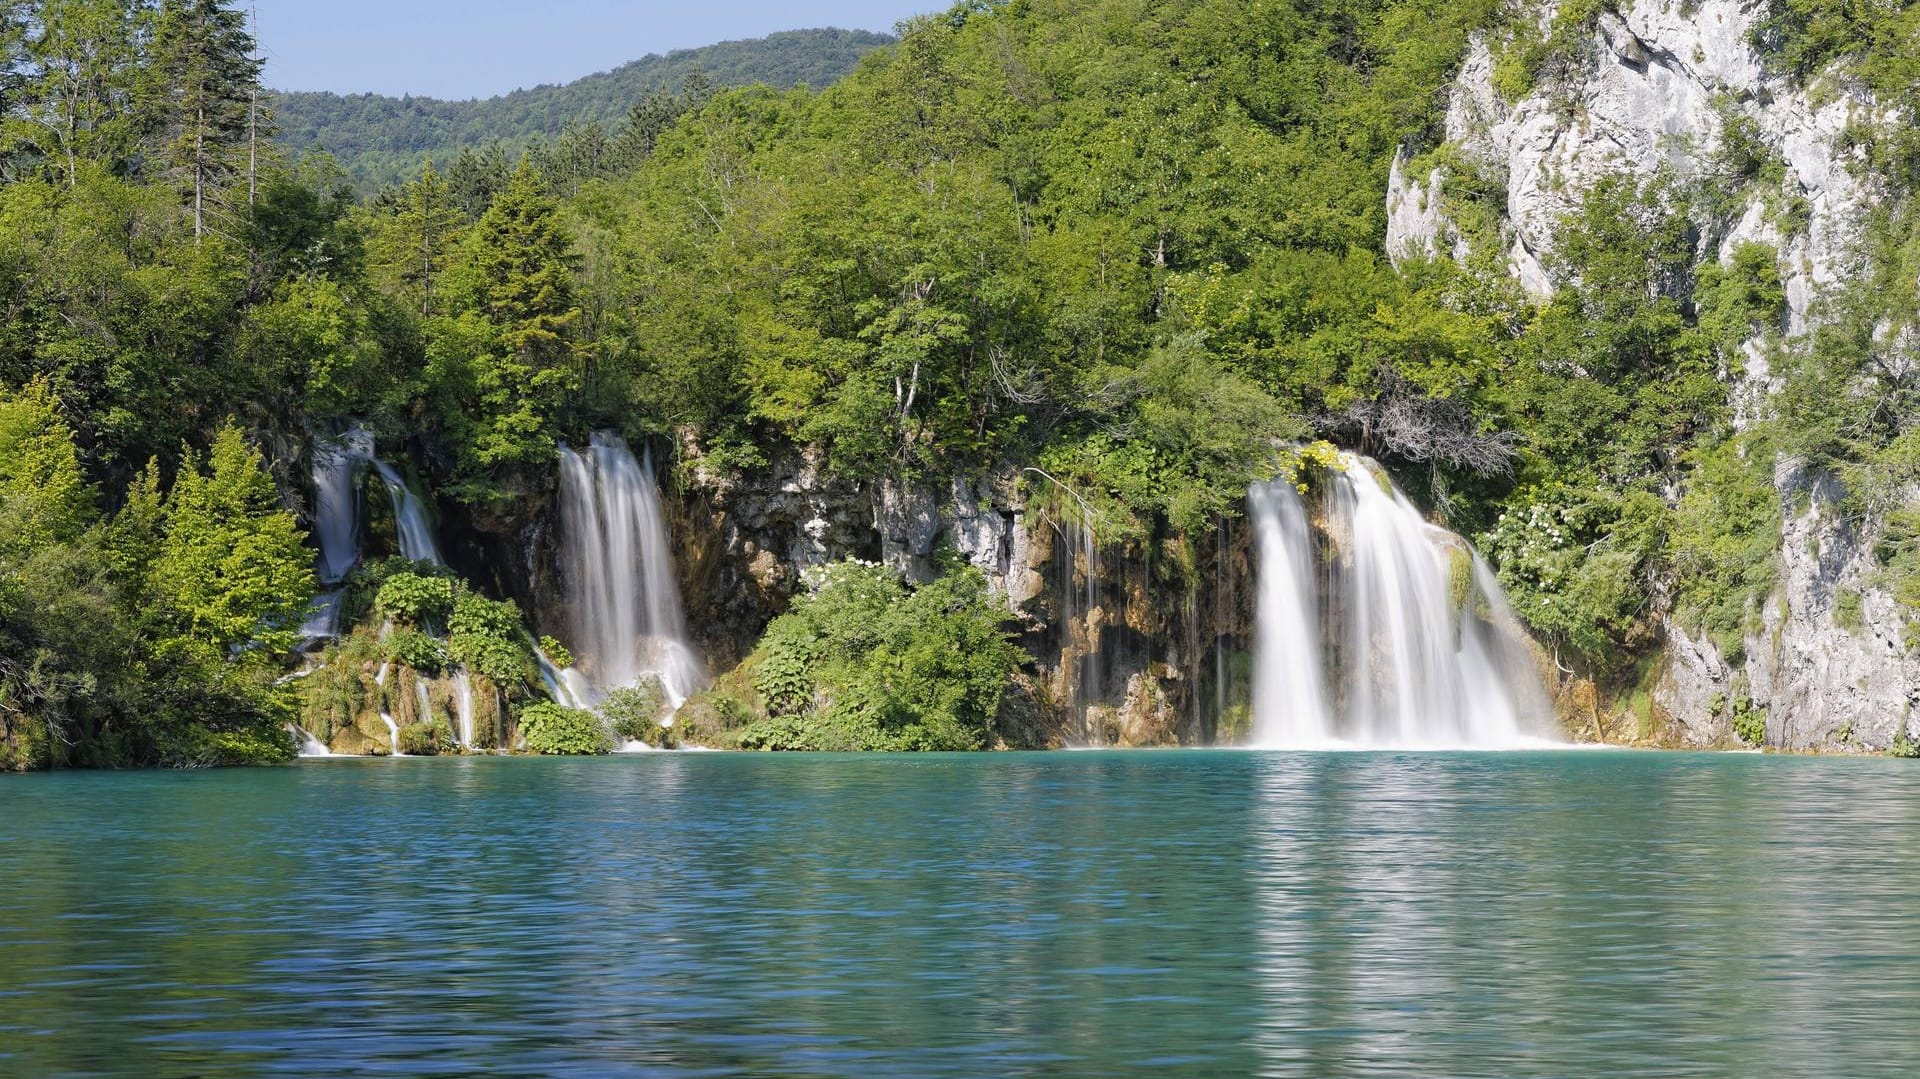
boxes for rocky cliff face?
[1396,0,1911,750]
[664,450,1254,747]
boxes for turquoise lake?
[4,750,1919,1077]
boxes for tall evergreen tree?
[369,159,464,316]
[438,159,581,480]
[145,0,261,239]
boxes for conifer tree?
[145,0,262,239]
[369,160,464,316]
[146,422,312,653]
[442,159,582,476]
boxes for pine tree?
[369,160,465,316]
[442,160,582,476]
[466,160,581,373]
[0,379,94,558]
[145,0,262,240]
[147,422,312,653]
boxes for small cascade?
[556,432,705,708]
[299,590,346,645]
[370,459,442,565]
[304,428,374,645]
[1052,500,1105,745]
[1248,480,1332,746]
[452,671,476,748]
[1246,453,1550,748]
[374,662,402,755]
[537,649,593,711]
[292,726,333,757]
[312,427,372,583]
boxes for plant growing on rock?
[731,558,1021,751]
[519,703,612,755]
[601,679,668,743]
[374,572,455,627]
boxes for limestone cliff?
[1395,0,1911,750]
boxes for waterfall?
[292,725,333,757]
[374,662,401,755]
[1050,500,1105,745]
[312,427,371,582]
[1249,480,1332,746]
[309,426,442,570]
[370,459,441,565]
[1246,453,1550,748]
[452,671,476,747]
[537,649,593,711]
[557,432,705,707]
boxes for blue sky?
[253,1,934,99]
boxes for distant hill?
[272,28,894,189]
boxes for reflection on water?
[2,752,1919,1077]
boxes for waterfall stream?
[557,432,705,709]
[1248,454,1550,748]
[1249,480,1332,745]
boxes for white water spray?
[1247,453,1550,748]
[452,670,476,748]
[556,433,705,707]
[1249,480,1332,746]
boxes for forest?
[273,27,894,189]
[2,0,1918,767]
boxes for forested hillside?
[273,28,893,189]
[3,0,1918,768]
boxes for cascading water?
[303,428,375,644]
[312,428,371,582]
[374,661,401,755]
[557,432,705,709]
[452,671,476,748]
[1249,481,1332,746]
[1247,453,1550,748]
[370,459,441,565]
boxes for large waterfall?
[1249,454,1550,748]
[557,432,705,708]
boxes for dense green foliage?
[518,702,612,755]
[273,29,893,189]
[2,388,312,769]
[6,0,1920,763]
[726,560,1022,751]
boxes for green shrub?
[519,703,612,755]
[753,621,818,717]
[539,635,574,668]
[398,719,452,755]
[601,680,668,743]
[1893,728,1920,758]
[729,558,1021,751]
[387,627,450,674]
[449,593,535,686]
[1731,696,1768,746]
[374,572,455,626]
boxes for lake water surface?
[4,750,1919,1077]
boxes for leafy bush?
[374,572,455,626]
[1731,696,1768,747]
[398,719,452,755]
[386,627,450,674]
[519,703,612,755]
[539,635,574,668]
[730,559,1020,751]
[448,593,535,686]
[601,680,668,743]
[1893,728,1920,759]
